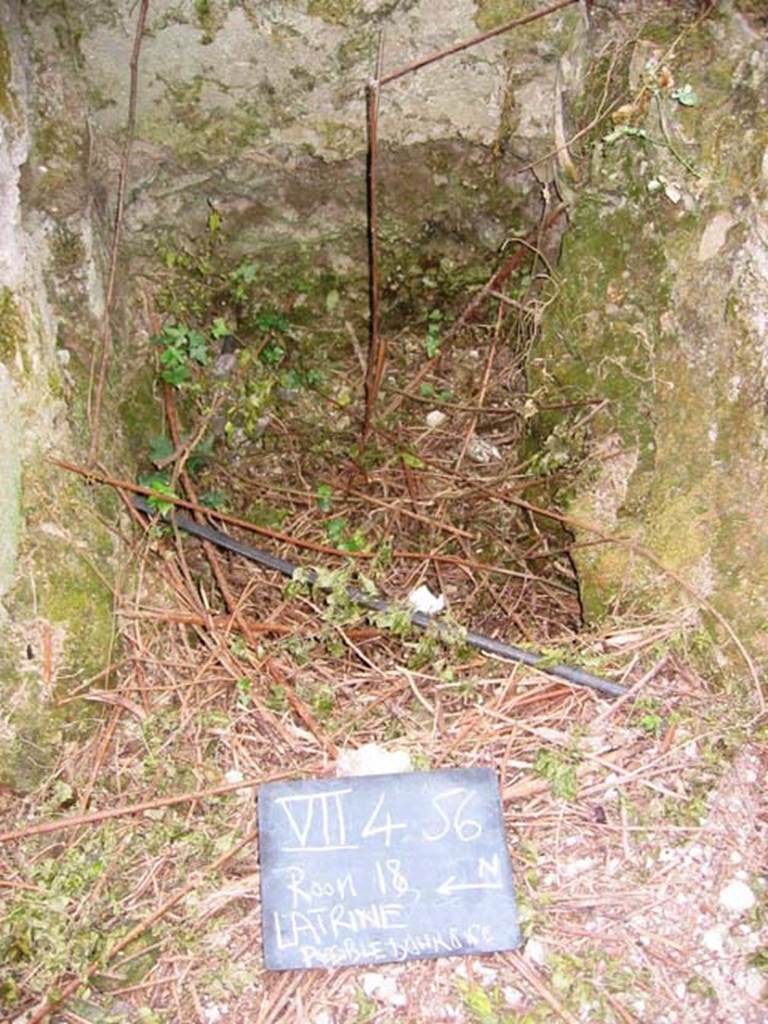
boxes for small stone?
[213,352,238,377]
[474,962,497,983]
[361,972,384,998]
[718,879,756,914]
[562,857,594,879]
[524,937,547,966]
[697,212,735,261]
[466,435,502,464]
[503,986,523,1008]
[224,769,244,785]
[426,409,447,429]
[337,743,412,777]
[701,926,725,953]
[743,969,767,1000]
[361,972,405,1007]
[313,1011,334,1024]
[664,182,682,204]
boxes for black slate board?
[258,767,521,970]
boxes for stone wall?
[531,2,768,674]
[0,0,116,788]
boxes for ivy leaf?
[211,317,232,339]
[325,517,348,545]
[671,84,699,107]
[186,331,208,365]
[233,261,257,284]
[160,364,189,387]
[138,473,178,518]
[148,435,174,466]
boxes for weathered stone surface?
[0,1,118,788]
[532,2,768,672]
[20,0,581,265]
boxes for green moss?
[474,0,527,31]
[0,25,14,122]
[50,224,85,276]
[142,74,274,160]
[531,197,669,462]
[194,0,215,43]
[0,288,27,366]
[32,541,115,683]
[307,0,357,26]
[33,115,82,167]
[117,363,163,456]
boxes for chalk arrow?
[435,876,503,898]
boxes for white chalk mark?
[282,844,360,853]
[478,853,500,881]
[435,876,503,897]
[275,788,352,851]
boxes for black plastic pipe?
[133,495,627,699]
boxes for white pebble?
[337,743,412,777]
[503,986,523,1008]
[361,972,406,1007]
[701,926,725,954]
[743,969,767,1000]
[466,435,502,464]
[524,937,548,966]
[562,857,594,879]
[224,769,244,784]
[426,409,447,429]
[474,962,497,983]
[719,879,756,914]
[362,972,384,997]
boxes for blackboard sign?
[258,767,521,971]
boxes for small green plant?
[265,684,288,713]
[370,602,414,638]
[311,686,335,722]
[457,980,500,1024]
[633,697,665,738]
[235,677,253,709]
[424,308,443,359]
[138,472,179,517]
[153,322,209,387]
[419,381,452,402]
[289,565,363,626]
[533,748,580,801]
[671,83,699,107]
[315,483,334,513]
[229,259,257,302]
[324,516,368,552]
[353,989,377,1024]
[686,973,716,998]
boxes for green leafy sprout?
[153,322,210,387]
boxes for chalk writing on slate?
[258,767,521,970]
